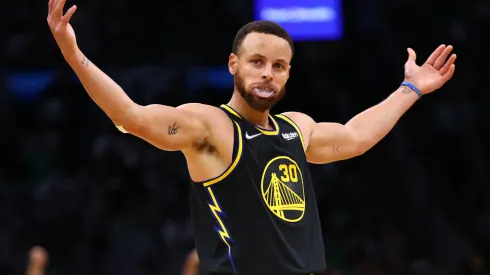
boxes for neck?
[227,92,271,129]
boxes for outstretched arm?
[286,44,456,164]
[285,86,418,163]
[66,51,207,150]
[47,0,207,151]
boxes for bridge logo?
[261,156,305,222]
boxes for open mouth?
[252,87,275,98]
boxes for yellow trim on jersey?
[255,116,279,135]
[206,187,233,247]
[220,104,279,135]
[275,114,306,151]
[203,121,243,187]
[220,104,242,119]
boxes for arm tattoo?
[332,144,340,152]
[400,86,412,94]
[81,57,90,67]
[168,123,179,135]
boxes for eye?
[274,63,284,69]
[251,59,261,65]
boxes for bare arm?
[67,51,208,151]
[284,86,417,164]
[285,44,456,164]
[66,50,134,127]
[47,0,207,151]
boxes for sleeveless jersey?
[190,104,326,275]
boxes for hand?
[47,0,78,59]
[403,44,456,95]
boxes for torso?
[186,104,326,275]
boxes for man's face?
[229,32,292,112]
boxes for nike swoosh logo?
[245,132,262,139]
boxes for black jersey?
[190,104,326,275]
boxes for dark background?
[1,0,489,274]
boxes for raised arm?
[284,87,419,164]
[285,44,456,164]
[47,0,207,151]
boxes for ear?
[228,53,238,75]
[287,65,291,79]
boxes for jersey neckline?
[220,104,280,136]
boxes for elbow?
[354,137,375,156]
[355,145,369,156]
[113,105,144,134]
[345,126,376,157]
[119,117,145,135]
[118,121,142,135]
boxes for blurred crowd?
[1,0,490,274]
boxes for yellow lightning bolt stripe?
[207,187,232,247]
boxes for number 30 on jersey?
[278,164,299,183]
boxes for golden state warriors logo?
[261,156,305,222]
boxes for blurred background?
[1,0,490,274]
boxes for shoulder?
[279,111,316,149]
[280,111,316,125]
[280,111,316,134]
[177,103,225,116]
[178,103,231,126]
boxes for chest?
[236,122,310,223]
[238,121,306,174]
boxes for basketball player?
[47,0,456,274]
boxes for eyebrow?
[251,53,288,64]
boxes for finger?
[439,54,457,75]
[407,48,417,63]
[62,5,77,23]
[425,44,446,65]
[433,45,453,70]
[54,0,66,19]
[48,0,55,17]
[442,64,456,83]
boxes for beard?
[234,71,285,112]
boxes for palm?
[47,0,78,56]
[403,45,456,94]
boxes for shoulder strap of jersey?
[220,104,243,120]
[275,114,306,152]
[196,106,244,187]
[221,104,281,136]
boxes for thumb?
[407,48,417,63]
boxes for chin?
[248,97,278,112]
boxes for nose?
[261,64,273,81]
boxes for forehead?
[240,32,292,61]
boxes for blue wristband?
[401,81,422,99]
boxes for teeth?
[253,88,273,93]
[253,87,274,98]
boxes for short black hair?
[232,20,294,56]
